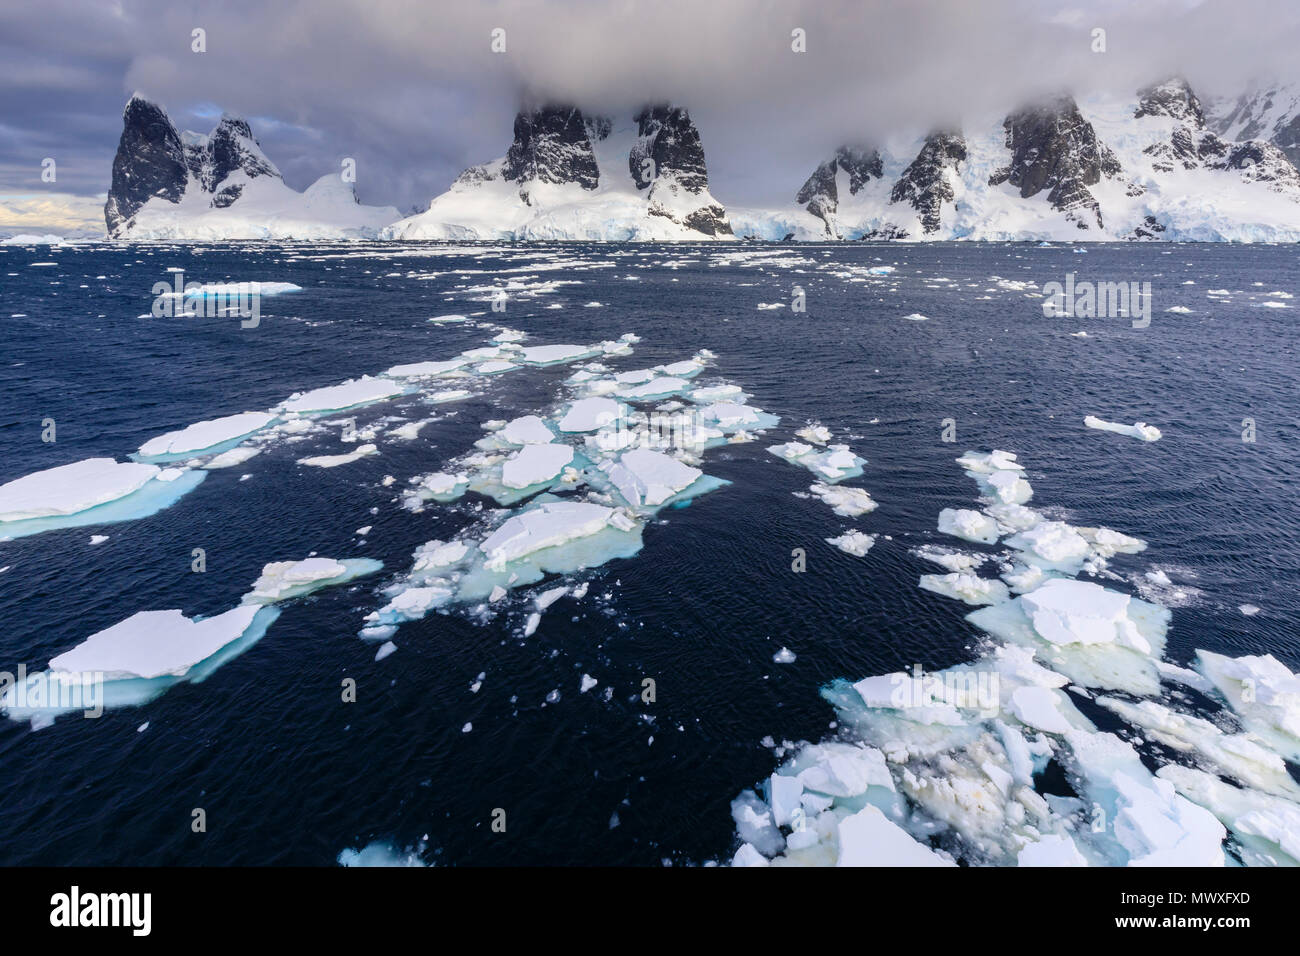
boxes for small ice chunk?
[1084,416,1162,442]
[773,647,797,664]
[826,531,875,557]
[809,483,877,517]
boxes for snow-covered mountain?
[105,95,398,240]
[731,78,1300,241]
[382,103,733,240]
[1211,81,1300,169]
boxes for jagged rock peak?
[105,95,188,235]
[629,104,711,193]
[503,104,601,194]
[796,146,884,237]
[1135,78,1206,128]
[890,131,967,235]
[104,95,285,234]
[990,93,1120,229]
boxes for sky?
[2,0,1299,235]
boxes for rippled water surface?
[0,241,1296,864]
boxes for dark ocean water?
[0,240,1296,865]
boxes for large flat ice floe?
[281,377,407,415]
[2,554,379,728]
[727,449,1300,867]
[137,411,276,460]
[0,458,205,540]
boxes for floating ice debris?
[809,483,877,517]
[1003,521,1090,571]
[728,449,1282,867]
[937,508,1000,545]
[428,314,468,323]
[282,377,404,415]
[137,411,275,460]
[337,842,429,866]
[0,458,205,540]
[902,313,929,321]
[769,442,864,482]
[796,423,832,445]
[88,535,109,546]
[415,472,471,502]
[1084,416,1162,442]
[1239,604,1261,617]
[1070,330,1089,338]
[919,572,1009,606]
[1165,306,1193,314]
[955,449,1024,474]
[427,389,472,404]
[914,545,988,573]
[375,641,397,661]
[826,530,875,557]
[242,557,382,604]
[773,647,797,664]
[476,360,517,374]
[298,443,378,468]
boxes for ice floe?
[1084,416,1162,442]
[728,449,1296,867]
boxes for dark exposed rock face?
[104,97,189,236]
[105,97,282,236]
[889,131,967,234]
[988,94,1120,229]
[1139,78,1300,196]
[503,105,601,202]
[796,146,884,236]
[630,104,731,236]
[629,105,711,193]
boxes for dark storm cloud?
[2,0,1299,218]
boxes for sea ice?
[1084,416,1162,442]
[937,508,1000,544]
[138,411,274,459]
[282,377,404,414]
[501,443,574,489]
